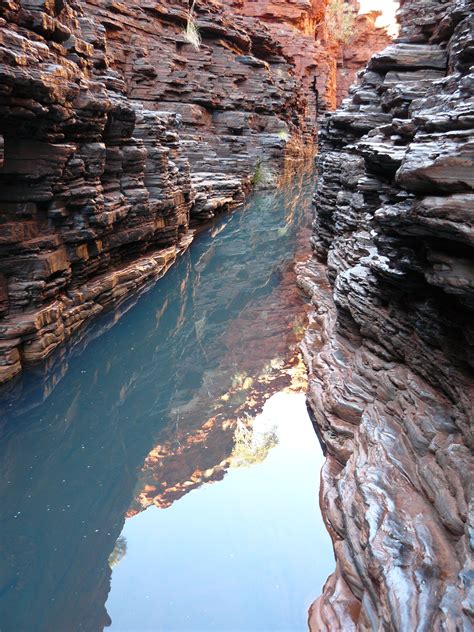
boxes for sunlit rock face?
[229,0,327,131]
[334,8,392,107]
[301,0,474,629]
[231,0,392,117]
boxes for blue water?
[0,173,333,632]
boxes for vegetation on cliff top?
[325,0,357,45]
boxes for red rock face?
[229,0,327,132]
[316,3,392,113]
[335,11,393,107]
[230,0,391,119]
[301,0,474,628]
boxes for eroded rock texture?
[301,0,474,629]
[0,0,390,384]
[0,0,304,383]
[230,0,391,121]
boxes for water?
[0,171,333,632]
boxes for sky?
[358,0,400,36]
[106,392,334,632]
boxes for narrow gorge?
[0,0,389,383]
[0,0,473,631]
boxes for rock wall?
[314,1,392,114]
[0,0,390,384]
[0,0,306,384]
[300,0,474,629]
[229,0,391,124]
[335,9,393,107]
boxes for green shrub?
[251,160,269,186]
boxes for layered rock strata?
[301,0,474,629]
[229,0,391,124]
[335,9,393,107]
[0,0,307,383]
[0,0,391,384]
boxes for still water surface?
[0,173,333,632]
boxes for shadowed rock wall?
[300,0,474,629]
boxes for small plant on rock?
[251,160,269,186]
[277,129,290,142]
[184,0,201,50]
[325,0,356,46]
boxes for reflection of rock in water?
[231,417,279,469]
[0,171,314,632]
[109,536,128,569]
[127,348,303,515]
[127,172,315,513]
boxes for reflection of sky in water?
[107,392,333,632]
[0,171,332,631]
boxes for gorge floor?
[0,170,333,632]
